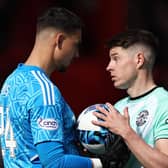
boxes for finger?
[96,105,109,116]
[92,119,106,128]
[124,107,129,118]
[106,102,120,116]
[123,107,130,120]
[92,110,107,121]
[105,102,116,113]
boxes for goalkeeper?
[0,6,123,168]
[93,29,168,168]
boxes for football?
[76,104,109,154]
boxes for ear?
[136,52,145,68]
[54,33,66,50]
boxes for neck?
[25,42,55,76]
[127,71,156,98]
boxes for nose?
[106,60,114,72]
[106,61,111,72]
[106,65,109,71]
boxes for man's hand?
[91,103,131,167]
[92,103,131,141]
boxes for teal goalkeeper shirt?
[114,87,168,168]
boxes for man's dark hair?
[107,29,159,56]
[37,7,83,34]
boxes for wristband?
[91,158,103,168]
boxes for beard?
[55,58,72,72]
[56,64,68,72]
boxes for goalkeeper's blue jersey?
[0,64,79,167]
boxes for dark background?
[0,0,167,116]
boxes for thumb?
[123,107,130,121]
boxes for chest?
[125,97,158,138]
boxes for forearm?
[123,128,168,168]
[36,141,103,168]
[46,153,102,168]
[36,141,92,168]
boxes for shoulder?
[152,87,168,106]
[114,96,129,111]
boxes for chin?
[114,82,126,90]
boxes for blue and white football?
[77,104,109,154]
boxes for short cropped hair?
[37,7,83,34]
[107,29,160,68]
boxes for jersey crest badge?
[136,110,149,126]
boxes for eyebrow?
[109,52,118,57]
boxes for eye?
[112,56,119,61]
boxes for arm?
[36,141,102,168]
[92,102,168,168]
[124,129,168,168]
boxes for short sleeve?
[30,104,64,145]
[154,104,168,140]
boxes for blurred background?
[0,0,167,116]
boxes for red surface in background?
[0,0,128,116]
[4,0,167,116]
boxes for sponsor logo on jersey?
[136,110,149,126]
[38,118,58,130]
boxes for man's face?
[54,30,81,72]
[106,46,138,89]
